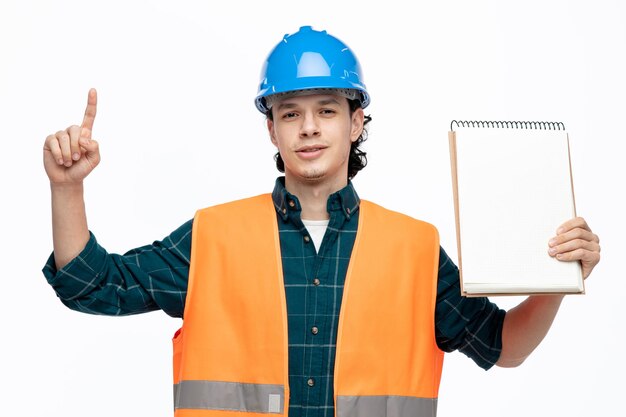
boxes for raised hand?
[43,88,101,185]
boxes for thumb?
[79,137,98,151]
[79,137,100,163]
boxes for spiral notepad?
[448,120,584,296]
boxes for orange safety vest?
[173,194,444,417]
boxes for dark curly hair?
[267,98,372,180]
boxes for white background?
[1,0,623,416]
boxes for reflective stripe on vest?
[174,381,284,414]
[174,194,443,416]
[336,396,437,417]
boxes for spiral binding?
[450,120,565,132]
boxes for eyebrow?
[276,97,341,111]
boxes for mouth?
[295,145,327,160]
[296,145,327,153]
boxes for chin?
[301,171,327,181]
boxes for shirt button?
[313,278,320,286]
[282,208,287,215]
[346,207,351,214]
[303,235,310,243]
[288,200,295,208]
[311,326,319,335]
[307,378,315,387]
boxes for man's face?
[267,93,364,191]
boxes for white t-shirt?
[302,219,330,252]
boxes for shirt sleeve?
[435,246,506,370]
[42,219,193,318]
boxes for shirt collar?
[271,177,360,221]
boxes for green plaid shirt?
[43,177,505,417]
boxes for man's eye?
[282,112,297,119]
[320,109,336,115]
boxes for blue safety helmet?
[255,26,370,114]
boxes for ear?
[267,118,278,146]
[350,107,365,143]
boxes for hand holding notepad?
[448,121,591,296]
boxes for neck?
[284,176,347,220]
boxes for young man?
[43,26,601,417]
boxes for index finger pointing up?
[81,88,98,139]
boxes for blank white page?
[452,127,583,295]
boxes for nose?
[299,111,320,138]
